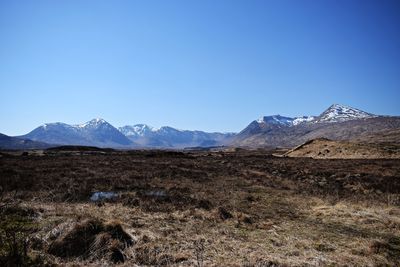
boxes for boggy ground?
[0,148,400,266]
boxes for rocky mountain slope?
[232,104,400,148]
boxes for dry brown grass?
[284,138,400,159]
[47,218,133,263]
[0,149,399,266]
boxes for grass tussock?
[369,237,400,262]
[0,206,45,266]
[48,218,133,263]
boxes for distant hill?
[0,133,52,150]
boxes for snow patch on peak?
[257,117,265,123]
[119,124,157,137]
[292,116,316,125]
[93,118,106,123]
[77,118,108,128]
[40,122,69,130]
[316,104,375,123]
[41,123,53,129]
[257,115,294,126]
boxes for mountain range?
[119,125,234,148]
[232,104,400,148]
[16,119,235,149]
[20,118,132,148]
[1,104,399,150]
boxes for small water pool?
[90,191,118,201]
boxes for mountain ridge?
[250,104,377,129]
[233,104,400,148]
[2,103,399,150]
[17,119,235,149]
[118,124,235,148]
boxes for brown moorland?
[283,138,400,159]
[0,148,399,266]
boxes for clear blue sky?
[1,0,399,135]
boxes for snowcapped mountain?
[21,118,134,148]
[257,115,294,126]
[19,120,234,149]
[14,103,386,150]
[233,104,398,148]
[77,118,108,129]
[314,104,375,123]
[251,104,375,129]
[22,122,84,145]
[77,119,133,146]
[119,124,157,137]
[255,115,316,127]
[118,124,234,148]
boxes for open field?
[1,148,400,266]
